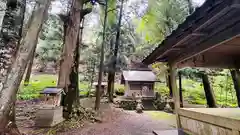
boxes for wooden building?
[143,0,240,134]
[121,70,157,99]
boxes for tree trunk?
[0,0,51,132]
[24,59,33,86]
[23,4,39,86]
[178,72,183,107]
[95,0,108,109]
[0,2,6,31]
[66,28,81,116]
[89,59,96,92]
[230,69,240,107]
[201,73,217,108]
[0,0,26,133]
[107,72,114,102]
[110,0,124,101]
[22,3,36,38]
[23,43,37,86]
[0,0,26,94]
[58,0,82,89]
[58,0,83,119]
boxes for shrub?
[115,84,125,96]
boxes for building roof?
[40,87,64,94]
[142,0,240,68]
[122,70,157,82]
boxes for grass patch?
[146,111,175,120]
[145,111,176,126]
[18,74,89,100]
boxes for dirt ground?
[17,99,175,135]
[72,110,175,135]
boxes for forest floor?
[17,98,176,135]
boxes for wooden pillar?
[230,69,240,107]
[201,73,217,108]
[178,72,183,107]
[169,64,181,128]
[167,70,173,97]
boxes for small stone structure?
[92,82,107,96]
[136,99,144,113]
[35,87,64,127]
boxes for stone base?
[35,106,64,127]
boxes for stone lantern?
[35,87,65,127]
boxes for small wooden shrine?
[121,70,157,99]
[35,87,64,127]
[143,0,240,134]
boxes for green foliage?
[115,84,125,95]
[136,0,189,44]
[155,70,238,107]
[36,14,63,64]
[154,83,169,97]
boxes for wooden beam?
[172,21,240,65]
[169,64,181,128]
[172,33,205,48]
[195,2,231,31]
[175,52,240,68]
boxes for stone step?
[152,129,187,135]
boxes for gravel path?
[17,100,175,135]
[62,108,175,135]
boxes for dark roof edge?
[142,0,231,65]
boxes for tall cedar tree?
[0,0,51,132]
[58,0,83,119]
[0,0,25,94]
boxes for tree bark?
[107,72,114,102]
[57,0,83,89]
[24,57,34,86]
[23,4,39,86]
[109,0,124,102]
[23,38,38,86]
[0,0,26,94]
[230,69,240,107]
[0,0,51,131]
[0,0,26,133]
[95,0,108,109]
[0,1,6,32]
[58,0,83,119]
[201,73,217,108]
[65,27,81,117]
